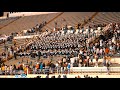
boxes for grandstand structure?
[0,12,120,34]
[0,12,120,78]
[0,12,119,33]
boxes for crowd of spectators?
[21,21,47,36]
[35,74,99,78]
[15,23,120,67]
[0,21,120,75]
[0,20,47,64]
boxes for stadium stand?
[0,13,61,35]
[0,12,120,78]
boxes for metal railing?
[71,67,120,73]
[1,67,120,75]
[0,70,24,75]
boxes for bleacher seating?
[1,12,120,35]
[86,12,120,27]
[0,13,60,35]
[0,17,20,29]
[42,12,95,31]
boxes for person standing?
[86,55,90,67]
[67,63,71,74]
[106,55,111,75]
[10,65,13,75]
[14,51,17,60]
[57,63,61,74]
[39,62,43,74]
[94,54,98,67]
[105,47,109,56]
[106,60,110,75]
[38,50,41,60]
[103,56,106,67]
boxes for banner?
[15,74,27,78]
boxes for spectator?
[58,75,61,78]
[106,61,110,75]
[46,74,49,78]
[103,56,106,67]
[67,63,71,74]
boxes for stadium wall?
[0,74,120,78]
[8,12,60,17]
